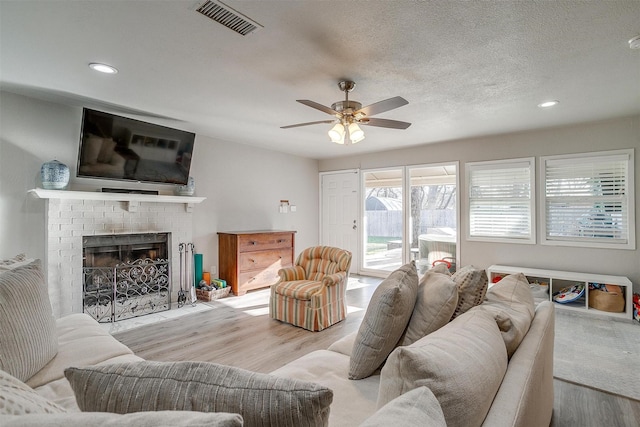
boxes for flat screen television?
[77,108,195,185]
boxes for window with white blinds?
[466,158,535,243]
[542,150,635,249]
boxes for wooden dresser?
[218,230,296,296]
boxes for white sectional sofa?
[272,300,555,426]
[1,256,554,426]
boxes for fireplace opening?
[82,233,171,322]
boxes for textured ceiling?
[1,1,639,159]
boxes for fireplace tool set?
[178,242,197,308]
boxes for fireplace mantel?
[28,188,205,212]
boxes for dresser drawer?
[238,249,291,271]
[238,268,282,291]
[238,233,293,252]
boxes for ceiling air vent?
[196,0,263,36]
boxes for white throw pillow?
[0,369,66,415]
[0,254,34,272]
[361,386,446,426]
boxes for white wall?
[319,116,640,291]
[0,91,319,278]
[189,134,319,277]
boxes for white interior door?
[320,170,360,273]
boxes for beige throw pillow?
[477,273,535,357]
[450,265,488,320]
[378,308,508,427]
[0,411,243,426]
[361,386,446,427]
[0,254,33,272]
[349,262,419,380]
[65,361,332,427]
[0,260,58,382]
[400,270,458,346]
[0,254,26,266]
[429,262,451,275]
[0,369,66,415]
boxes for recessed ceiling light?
[538,100,559,108]
[629,35,640,50]
[89,63,118,74]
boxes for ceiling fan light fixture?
[348,123,365,143]
[328,123,345,144]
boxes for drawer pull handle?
[249,259,255,263]
[250,241,257,245]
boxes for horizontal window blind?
[544,153,630,244]
[468,160,533,241]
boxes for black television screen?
[77,108,195,185]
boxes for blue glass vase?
[40,160,70,190]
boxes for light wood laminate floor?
[114,275,640,426]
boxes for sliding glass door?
[362,169,404,273]
[361,164,457,276]
[409,164,457,274]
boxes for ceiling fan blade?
[360,117,412,129]
[355,96,408,117]
[297,100,340,116]
[281,120,335,129]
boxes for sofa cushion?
[26,313,137,389]
[271,349,379,427]
[327,331,357,357]
[65,361,332,427]
[400,270,458,346]
[360,386,446,427]
[349,262,419,380]
[450,265,488,320]
[0,411,243,426]
[33,353,144,412]
[0,369,66,415]
[477,273,535,358]
[378,308,508,427]
[0,260,58,382]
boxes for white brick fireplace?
[30,189,205,318]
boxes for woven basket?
[588,288,624,313]
[196,287,231,302]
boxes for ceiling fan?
[281,80,411,145]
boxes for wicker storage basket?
[588,288,625,313]
[196,287,231,302]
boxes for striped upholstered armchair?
[269,246,352,331]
